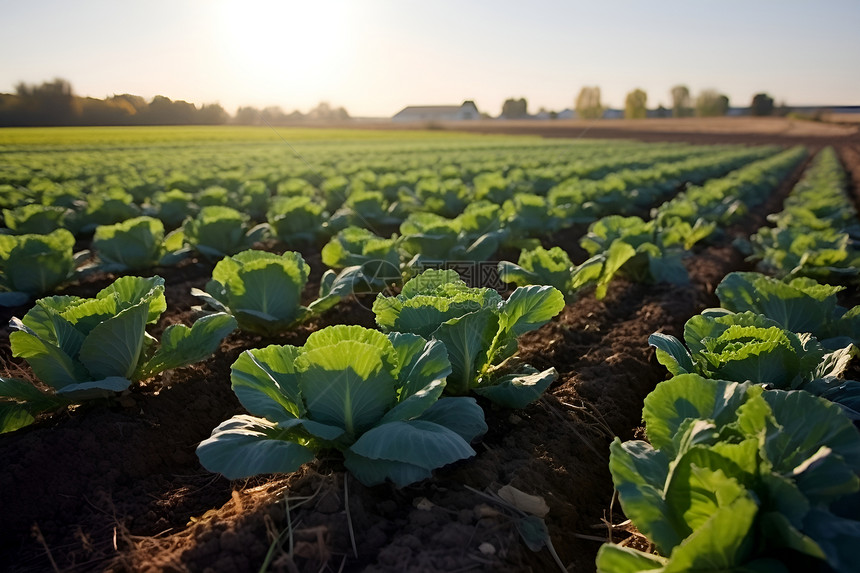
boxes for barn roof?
[396,105,462,114]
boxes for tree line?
[500,86,777,120]
[0,78,350,127]
[2,77,781,126]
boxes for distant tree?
[109,94,148,115]
[144,95,197,124]
[695,89,729,117]
[575,86,604,120]
[14,78,80,125]
[234,106,261,125]
[197,103,229,125]
[624,89,647,119]
[654,104,670,118]
[79,97,137,125]
[307,101,349,121]
[670,85,692,117]
[751,93,775,116]
[261,106,288,124]
[501,98,528,119]
[0,93,24,126]
[286,109,306,122]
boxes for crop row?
[596,148,860,572]
[497,146,807,302]
[0,142,776,307]
[0,143,773,239]
[0,138,734,196]
[746,146,860,280]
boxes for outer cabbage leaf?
[642,374,748,453]
[135,313,237,380]
[197,415,316,479]
[473,367,558,409]
[0,378,68,434]
[498,285,565,337]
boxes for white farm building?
[392,100,480,122]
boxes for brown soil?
[346,116,860,148]
[1,130,857,573]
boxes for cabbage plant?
[501,193,565,238]
[749,225,859,280]
[572,215,714,299]
[498,246,575,300]
[399,210,507,268]
[196,185,231,207]
[3,204,69,235]
[89,216,189,272]
[399,177,469,217]
[372,269,564,408]
[321,226,402,290]
[149,188,198,229]
[236,180,270,221]
[715,271,860,348]
[193,249,360,335]
[328,190,402,231]
[71,190,142,234]
[597,374,860,572]
[197,325,487,487]
[0,228,81,306]
[650,310,860,417]
[266,196,327,245]
[322,226,400,269]
[0,276,237,433]
[183,206,268,260]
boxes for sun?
[214,0,353,102]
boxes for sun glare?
[215,0,352,104]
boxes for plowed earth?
[2,131,859,573]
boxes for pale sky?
[2,0,858,117]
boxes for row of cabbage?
[1,144,771,238]
[596,148,860,572]
[0,138,724,203]
[0,139,715,216]
[497,146,807,300]
[0,264,569,488]
[744,146,860,280]
[0,144,777,307]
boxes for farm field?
[378,116,860,147]
[2,124,860,572]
